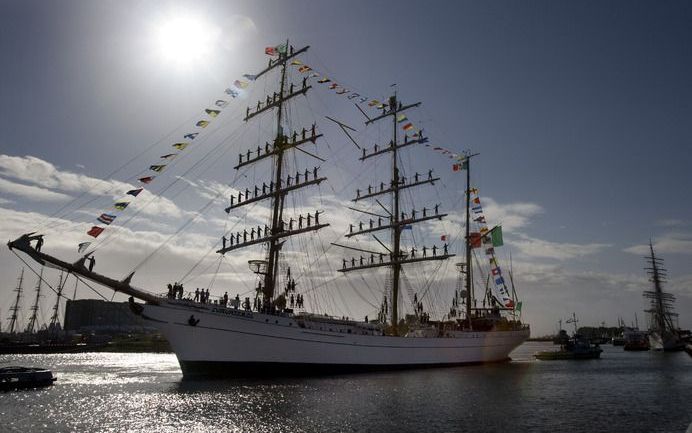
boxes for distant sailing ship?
[0,268,105,354]
[642,243,685,351]
[8,42,529,376]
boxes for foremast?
[216,42,328,306]
[339,94,454,334]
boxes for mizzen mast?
[339,94,454,334]
[217,42,329,307]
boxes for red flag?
[139,176,155,184]
[440,234,448,241]
[265,46,278,56]
[469,232,482,248]
[402,123,414,131]
[87,226,104,238]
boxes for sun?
[153,13,219,67]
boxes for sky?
[0,0,691,336]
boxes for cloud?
[511,234,610,260]
[0,177,71,202]
[0,154,121,194]
[0,196,14,205]
[0,154,188,219]
[187,178,234,201]
[480,198,544,232]
[656,219,689,228]
[624,233,692,255]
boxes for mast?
[49,272,64,331]
[339,94,455,334]
[7,268,24,334]
[217,41,329,306]
[264,39,289,300]
[25,266,43,333]
[465,154,472,329]
[390,93,401,330]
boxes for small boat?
[623,327,649,351]
[535,314,602,360]
[0,366,56,391]
[611,336,625,346]
[535,334,602,360]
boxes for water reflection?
[1,346,690,433]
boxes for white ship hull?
[648,330,684,351]
[137,301,530,377]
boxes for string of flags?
[466,188,514,309]
[76,70,258,254]
[282,53,467,167]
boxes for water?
[1,343,691,433]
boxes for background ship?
[1,268,107,354]
[643,242,685,351]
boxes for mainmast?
[339,94,454,334]
[25,266,44,333]
[217,42,328,306]
[7,268,24,334]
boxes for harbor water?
[1,342,691,433]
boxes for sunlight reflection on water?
[1,346,691,433]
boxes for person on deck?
[194,288,200,302]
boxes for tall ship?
[8,42,529,376]
[0,268,106,354]
[642,242,685,351]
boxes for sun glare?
[154,14,219,67]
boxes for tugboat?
[0,366,56,391]
[535,313,602,360]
